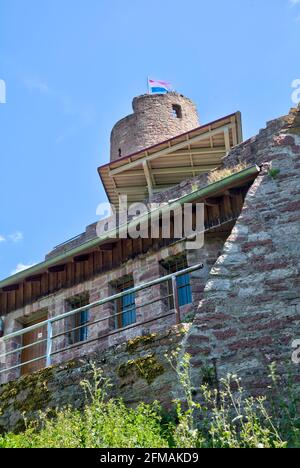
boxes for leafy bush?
[0,358,298,449]
[0,367,168,449]
[168,352,286,449]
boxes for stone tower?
[110,92,200,162]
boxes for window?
[66,293,90,344]
[172,104,182,119]
[161,255,192,309]
[112,276,136,329]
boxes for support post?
[172,275,181,325]
[143,160,154,198]
[224,127,231,154]
[46,321,53,367]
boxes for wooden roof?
[98,112,243,205]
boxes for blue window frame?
[121,288,136,328]
[67,294,90,344]
[161,256,192,309]
[176,273,192,307]
[78,309,89,342]
[114,277,137,329]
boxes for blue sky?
[0,0,299,279]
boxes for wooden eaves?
[98,112,243,205]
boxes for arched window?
[172,104,182,119]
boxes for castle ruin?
[0,92,299,433]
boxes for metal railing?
[0,264,203,379]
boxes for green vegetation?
[268,167,281,179]
[0,357,299,449]
[126,334,157,353]
[117,354,165,385]
[207,163,248,184]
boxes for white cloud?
[0,231,24,243]
[8,231,23,243]
[11,263,36,275]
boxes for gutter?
[0,165,260,289]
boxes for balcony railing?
[0,264,203,379]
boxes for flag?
[148,78,173,94]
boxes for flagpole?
[147,76,151,94]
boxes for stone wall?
[2,236,225,386]
[1,242,184,384]
[0,325,189,434]
[183,106,300,394]
[110,93,200,161]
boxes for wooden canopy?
[98,112,243,205]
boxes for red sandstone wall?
[184,107,300,394]
[2,237,226,385]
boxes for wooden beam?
[169,147,226,156]
[231,117,238,147]
[111,169,145,177]
[236,111,243,143]
[113,164,221,179]
[115,187,148,195]
[224,128,231,153]
[151,165,219,175]
[222,195,232,216]
[143,161,153,197]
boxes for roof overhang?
[98,112,243,205]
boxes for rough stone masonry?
[184,105,300,394]
[1,105,300,433]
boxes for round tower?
[110,92,200,162]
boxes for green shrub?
[167,352,286,449]
[0,358,298,448]
[0,367,168,449]
[268,362,300,447]
[268,168,281,179]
